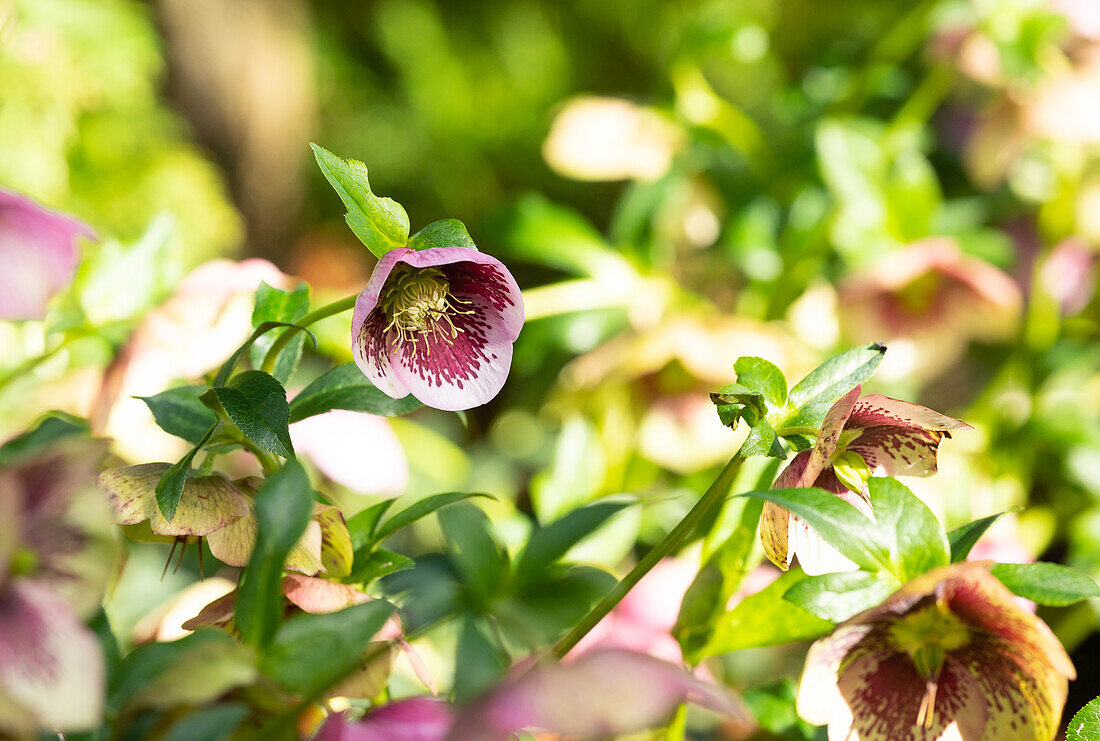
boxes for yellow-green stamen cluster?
[888,601,972,728]
[380,266,473,353]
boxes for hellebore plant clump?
[1,148,1098,741]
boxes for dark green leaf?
[990,562,1100,606]
[453,616,508,704]
[866,477,949,580]
[346,499,398,551]
[154,424,216,521]
[0,413,89,465]
[704,571,833,654]
[948,510,1013,563]
[407,218,476,251]
[734,356,788,409]
[515,501,630,580]
[740,487,889,573]
[346,547,414,586]
[207,371,294,458]
[138,386,217,445]
[738,419,785,458]
[162,703,250,741]
[512,565,617,641]
[1067,697,1100,741]
[262,599,396,696]
[710,383,767,426]
[250,282,310,383]
[782,571,898,622]
[288,363,421,423]
[439,503,508,598]
[374,491,494,544]
[311,143,410,257]
[784,343,886,427]
[235,460,314,647]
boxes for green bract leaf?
[704,571,833,655]
[311,143,410,257]
[1067,697,1100,741]
[205,371,294,458]
[234,461,314,647]
[783,343,886,428]
[346,547,414,586]
[948,510,1013,563]
[288,363,422,423]
[782,571,898,622]
[741,487,889,573]
[734,356,788,409]
[346,499,397,551]
[138,386,217,445]
[373,491,495,544]
[439,504,509,598]
[250,282,310,383]
[989,562,1100,606]
[738,419,785,458]
[710,383,767,427]
[262,599,396,696]
[162,703,250,741]
[154,424,216,521]
[515,501,631,581]
[407,218,476,251]
[212,321,316,388]
[454,616,508,703]
[0,413,89,465]
[866,477,949,580]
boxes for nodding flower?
[351,246,523,411]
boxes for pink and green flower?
[351,247,523,411]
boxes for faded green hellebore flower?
[797,562,1075,741]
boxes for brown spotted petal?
[797,563,1074,741]
[314,504,353,578]
[760,450,812,570]
[97,463,248,536]
[847,395,971,432]
[205,503,323,575]
[804,385,862,483]
[847,425,946,478]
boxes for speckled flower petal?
[97,463,248,536]
[760,450,811,570]
[0,581,103,733]
[805,385,862,484]
[205,503,323,575]
[847,395,970,432]
[848,426,944,477]
[282,573,369,614]
[315,504,353,578]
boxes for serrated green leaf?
[311,143,409,257]
[515,501,630,580]
[407,218,476,251]
[262,599,396,696]
[948,510,1013,563]
[734,356,788,409]
[782,571,898,622]
[138,386,217,445]
[235,460,313,647]
[704,571,833,655]
[250,282,310,383]
[374,491,495,544]
[209,371,294,458]
[154,424,216,521]
[738,419,785,458]
[1067,696,1100,741]
[866,477,949,581]
[990,562,1100,606]
[710,384,767,426]
[783,343,886,428]
[288,363,421,423]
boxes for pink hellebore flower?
[798,563,1074,741]
[0,439,114,735]
[0,188,94,320]
[319,649,752,741]
[289,410,409,496]
[351,247,523,411]
[763,385,970,576]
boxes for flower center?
[379,266,473,352]
[9,546,39,577]
[889,602,971,729]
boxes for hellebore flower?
[290,410,409,496]
[763,385,970,575]
[0,188,94,320]
[351,247,523,411]
[0,438,115,735]
[797,563,1075,741]
[319,649,752,741]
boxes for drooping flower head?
[763,385,970,575]
[0,188,94,320]
[351,247,523,411]
[797,563,1075,741]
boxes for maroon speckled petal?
[848,425,944,477]
[848,395,970,432]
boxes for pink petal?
[847,395,970,432]
[282,574,369,614]
[289,411,408,496]
[450,649,751,739]
[804,385,861,484]
[352,307,409,400]
[0,581,104,732]
[848,426,945,477]
[0,189,93,320]
[316,698,454,741]
[387,296,515,411]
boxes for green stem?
[552,455,744,658]
[259,294,357,374]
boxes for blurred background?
[2,0,1099,736]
